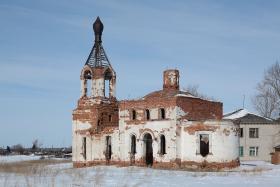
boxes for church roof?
[223,109,275,124]
[143,89,195,100]
[142,89,217,103]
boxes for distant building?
[224,109,280,161]
[72,17,240,170]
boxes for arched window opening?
[132,110,137,120]
[86,80,91,96]
[200,134,209,157]
[104,69,113,98]
[105,136,112,160]
[145,109,150,120]
[160,135,166,154]
[109,115,112,122]
[131,135,136,155]
[160,108,165,119]
[82,137,87,160]
[83,70,92,97]
[105,79,110,98]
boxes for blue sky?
[1,0,280,147]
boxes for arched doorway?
[143,133,153,166]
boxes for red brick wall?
[73,98,119,128]
[119,98,176,111]
[176,97,222,120]
[119,95,222,121]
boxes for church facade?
[72,17,240,170]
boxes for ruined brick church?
[72,17,240,169]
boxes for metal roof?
[223,109,275,124]
[85,43,111,68]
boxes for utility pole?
[243,94,246,109]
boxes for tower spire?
[85,17,111,68]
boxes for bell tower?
[80,17,116,100]
[73,16,119,137]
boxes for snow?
[0,157,280,186]
[223,109,250,120]
[175,93,217,102]
[0,155,41,163]
[223,109,273,121]
[175,93,197,98]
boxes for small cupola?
[163,69,180,90]
[93,16,104,43]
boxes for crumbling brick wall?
[73,98,119,131]
[176,97,222,120]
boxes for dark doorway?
[143,133,153,166]
[200,134,209,157]
[105,136,112,161]
[130,135,136,165]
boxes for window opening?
[82,137,86,160]
[249,146,259,156]
[240,128,243,137]
[160,108,165,119]
[160,135,166,154]
[146,109,150,120]
[239,146,244,157]
[84,71,92,97]
[200,134,209,157]
[132,110,136,120]
[249,128,259,138]
[131,135,136,155]
[105,79,110,98]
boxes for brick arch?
[104,67,115,80]
[80,65,93,80]
[139,128,156,141]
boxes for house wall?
[240,124,280,161]
[180,120,239,163]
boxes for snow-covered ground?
[0,156,280,187]
[0,155,41,163]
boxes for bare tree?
[12,144,24,154]
[32,139,42,150]
[252,62,280,119]
[183,84,216,101]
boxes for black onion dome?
[93,16,104,35]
